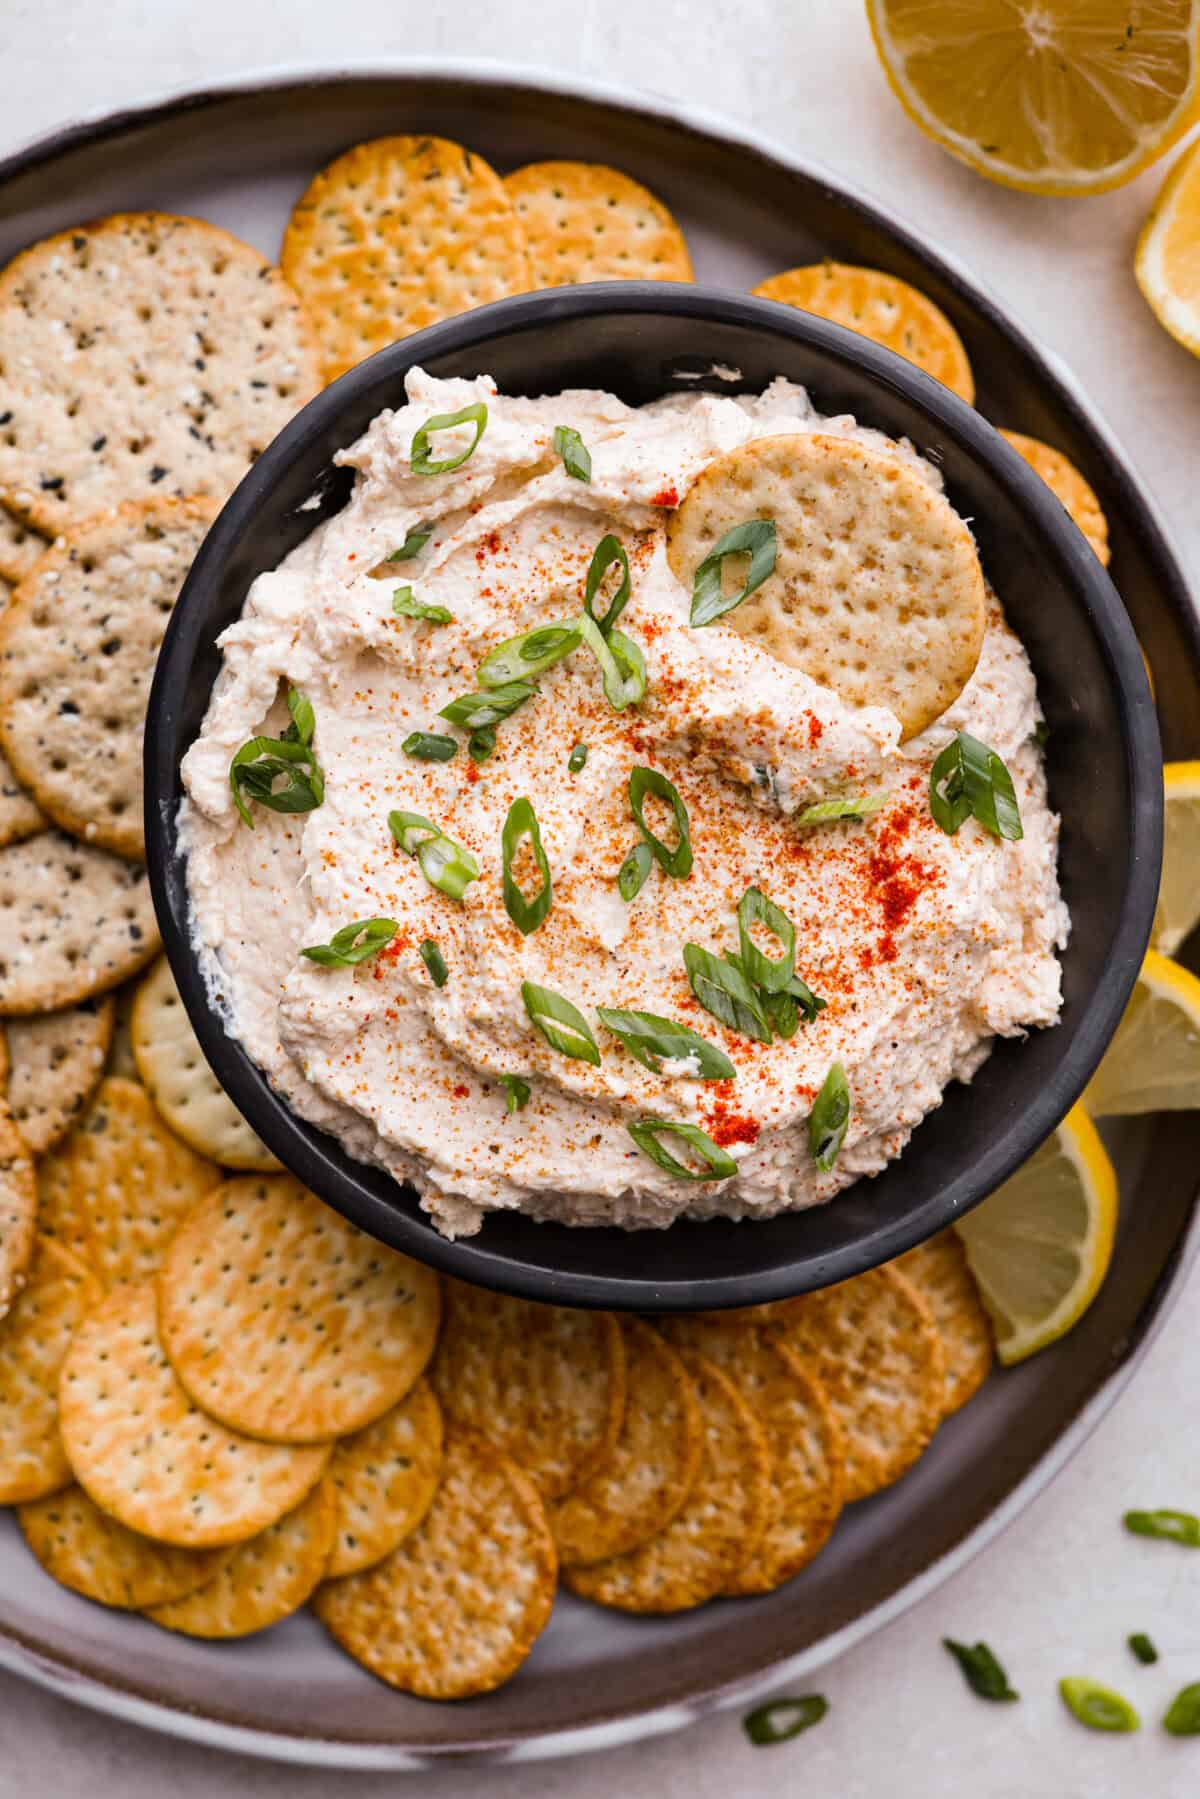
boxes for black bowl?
[145,283,1161,1310]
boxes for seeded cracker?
[999,431,1111,564]
[157,1176,442,1444]
[0,1236,100,1504]
[897,1230,994,1416]
[106,978,139,1079]
[326,1378,444,1579]
[0,497,218,860]
[0,749,45,851]
[314,1429,556,1699]
[6,995,114,1154]
[130,957,280,1170]
[505,161,693,287]
[282,136,531,383]
[667,433,986,741]
[38,1076,219,1288]
[147,1480,337,1638]
[19,1484,228,1611]
[58,1281,330,1548]
[753,262,975,402]
[0,831,159,1014]
[0,505,50,586]
[429,1280,625,1500]
[0,1101,36,1319]
[0,212,322,534]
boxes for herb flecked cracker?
[504,161,693,287]
[58,1280,331,1548]
[0,505,50,586]
[898,1230,994,1417]
[0,497,218,860]
[19,1483,228,1611]
[157,1176,442,1444]
[6,994,114,1155]
[999,431,1110,565]
[0,748,45,852]
[326,1378,443,1579]
[667,432,987,741]
[281,136,531,384]
[0,212,322,534]
[0,1236,100,1504]
[0,831,159,1014]
[314,1428,557,1699]
[429,1280,625,1500]
[0,1101,36,1320]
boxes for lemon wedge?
[1085,948,1200,1115]
[866,0,1200,195]
[1137,137,1200,356]
[955,1106,1117,1365]
[1154,763,1200,954]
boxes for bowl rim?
[145,280,1163,1308]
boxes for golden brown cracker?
[0,831,159,1013]
[0,503,49,586]
[0,1236,100,1503]
[6,995,113,1155]
[19,1483,227,1610]
[898,1230,994,1416]
[0,751,45,851]
[505,160,693,287]
[0,1101,36,1320]
[326,1378,443,1579]
[999,430,1110,565]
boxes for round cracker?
[282,136,531,384]
[58,1280,330,1548]
[564,1351,770,1614]
[0,750,45,851]
[326,1378,443,1579]
[147,1479,337,1638]
[0,830,159,1013]
[753,262,975,403]
[19,1483,228,1611]
[106,977,139,1078]
[667,433,986,741]
[550,1317,702,1566]
[897,1231,994,1417]
[0,1236,100,1503]
[0,505,49,586]
[999,430,1110,565]
[130,956,280,1170]
[429,1280,625,1501]
[0,212,322,534]
[505,161,693,288]
[37,1076,220,1288]
[0,1101,36,1321]
[6,995,114,1155]
[770,1264,945,1501]
[658,1317,844,1595]
[314,1428,556,1699]
[0,498,218,860]
[157,1175,442,1445]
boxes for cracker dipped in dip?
[180,370,1069,1238]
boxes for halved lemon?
[867,0,1200,195]
[1137,137,1200,355]
[1154,762,1200,954]
[1085,947,1200,1114]
[955,1106,1117,1364]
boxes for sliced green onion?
[737,886,796,994]
[764,988,799,1040]
[1164,1683,1200,1735]
[786,970,827,1024]
[1124,1509,1200,1546]
[1128,1633,1158,1666]
[578,614,647,710]
[1059,1678,1138,1733]
[521,981,600,1065]
[809,1062,850,1171]
[439,680,537,732]
[286,687,315,745]
[743,1697,829,1746]
[930,731,1023,841]
[388,810,480,900]
[478,621,581,688]
[629,765,692,878]
[500,1073,531,1113]
[627,1118,737,1181]
[617,840,654,902]
[393,586,453,625]
[410,401,488,475]
[690,518,776,627]
[795,796,885,827]
[419,939,448,987]
[230,688,324,829]
[568,743,588,773]
[388,810,441,854]
[468,726,497,763]
[584,534,632,634]
[402,731,458,762]
[684,943,771,1045]
[597,1007,736,1080]
[300,918,397,967]
[554,424,592,482]
[725,949,826,1035]
[501,797,552,936]
[942,1640,1019,1702]
[387,522,434,561]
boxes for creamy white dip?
[181,371,1069,1237]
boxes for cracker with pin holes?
[314,1429,556,1699]
[157,1175,442,1444]
[0,212,322,534]
[659,1316,844,1594]
[0,497,217,861]
[6,995,113,1155]
[0,1101,36,1321]
[999,431,1110,565]
[897,1230,994,1417]
[770,1264,945,1501]
[666,432,986,741]
[0,749,45,851]
[106,977,139,1078]
[0,831,159,1013]
[37,1076,219,1288]
[0,504,50,586]
[282,136,531,384]
[564,1352,770,1614]
[326,1378,443,1580]
[131,956,280,1170]
[147,1480,336,1638]
[505,161,693,288]
[753,262,975,402]
[0,1236,100,1503]
[58,1280,331,1548]
[429,1280,625,1501]
[19,1484,229,1611]
[550,1317,702,1567]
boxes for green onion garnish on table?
[1058,1677,1139,1732]
[1123,1509,1200,1546]
[1164,1683,1200,1735]
[1128,1632,1158,1665]
[942,1639,1019,1702]
[742,1696,829,1746]
[410,401,488,475]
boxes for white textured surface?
[3,4,1200,1794]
